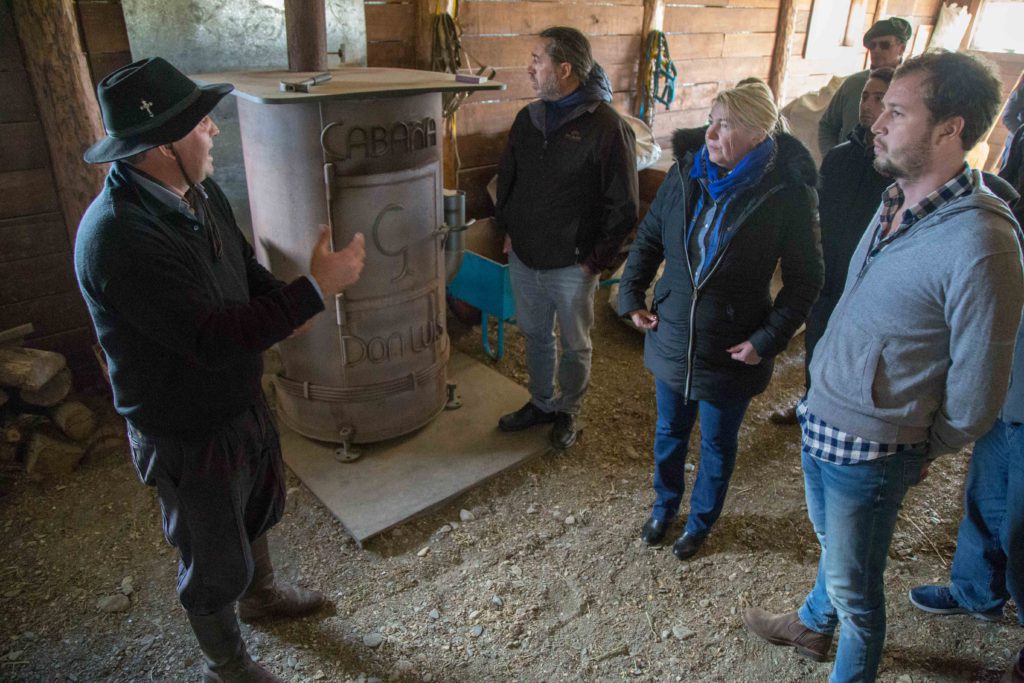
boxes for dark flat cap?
[864,17,913,46]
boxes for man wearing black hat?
[75,58,366,682]
[817,17,913,157]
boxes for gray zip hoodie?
[806,170,1024,457]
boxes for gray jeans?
[509,250,598,415]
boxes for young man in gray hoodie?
[744,50,1023,683]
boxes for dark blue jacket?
[617,130,823,401]
[75,162,324,435]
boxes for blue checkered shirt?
[800,166,975,465]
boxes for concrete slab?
[278,350,550,545]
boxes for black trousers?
[127,400,285,615]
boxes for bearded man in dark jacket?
[495,26,639,450]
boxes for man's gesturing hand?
[629,309,658,330]
[310,226,366,298]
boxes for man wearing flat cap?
[818,17,913,157]
[75,57,366,682]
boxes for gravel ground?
[0,286,1020,682]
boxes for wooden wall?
[0,0,94,382]
[0,0,130,387]
[364,0,950,219]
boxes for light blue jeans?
[950,418,1024,623]
[508,250,598,415]
[797,449,927,683]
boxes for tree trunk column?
[768,0,796,107]
[285,0,327,72]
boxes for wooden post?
[284,0,327,72]
[416,0,438,70]
[768,0,797,106]
[11,0,106,245]
[634,0,666,120]
[958,0,984,51]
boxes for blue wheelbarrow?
[448,218,515,360]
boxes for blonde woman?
[618,82,823,558]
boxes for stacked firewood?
[0,324,124,479]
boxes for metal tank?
[201,68,500,445]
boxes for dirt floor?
[0,285,1021,682]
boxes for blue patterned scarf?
[690,136,775,201]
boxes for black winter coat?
[617,130,824,401]
[817,125,892,302]
[495,97,639,272]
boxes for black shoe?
[498,402,556,432]
[641,516,671,545]
[549,412,577,450]
[672,532,706,560]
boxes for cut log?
[48,400,96,441]
[24,426,84,476]
[19,367,71,407]
[0,346,66,391]
[0,323,33,347]
[85,422,128,461]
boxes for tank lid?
[192,66,504,104]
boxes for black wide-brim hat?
[84,57,234,164]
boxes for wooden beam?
[634,0,666,121]
[10,0,105,243]
[958,0,984,51]
[284,0,327,72]
[768,0,798,105]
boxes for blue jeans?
[508,250,598,415]
[950,418,1024,623]
[798,449,926,683]
[651,379,751,536]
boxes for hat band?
[108,87,203,139]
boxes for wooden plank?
[458,99,528,136]
[461,34,641,68]
[886,0,915,15]
[0,213,68,262]
[76,0,130,54]
[676,55,771,84]
[459,1,643,37]
[665,33,725,60]
[0,70,38,123]
[367,40,414,68]
[365,2,416,43]
[87,50,132,85]
[0,168,60,219]
[674,81,721,111]
[0,291,91,340]
[452,131,508,170]
[652,107,709,140]
[0,253,77,305]
[29,326,99,389]
[664,7,777,34]
[458,164,497,220]
[481,62,636,101]
[0,0,20,72]
[723,31,776,58]
[0,122,49,173]
[912,0,941,17]
[12,0,107,243]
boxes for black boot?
[187,605,282,683]
[498,401,556,432]
[238,535,329,622]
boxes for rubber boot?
[187,605,283,683]
[237,535,328,621]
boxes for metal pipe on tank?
[284,0,327,72]
[443,189,469,283]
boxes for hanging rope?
[638,30,678,128]
[429,0,495,189]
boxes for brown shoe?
[743,607,832,662]
[238,535,329,622]
[188,606,284,683]
[769,405,798,425]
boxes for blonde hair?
[713,81,790,138]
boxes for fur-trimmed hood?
[671,126,819,189]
